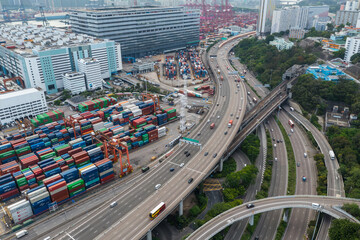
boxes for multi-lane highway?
[188,195,360,240]
[279,111,317,239]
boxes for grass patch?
[241,214,261,240]
[310,114,322,130]
[240,133,261,164]
[275,219,288,240]
[305,129,319,149]
[276,118,296,195]
[213,158,236,178]
[210,227,231,240]
[314,154,327,195]
[256,130,273,199]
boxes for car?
[290,129,294,133]
[304,152,307,158]
[213,153,217,158]
[246,204,255,209]
[207,119,211,123]
[272,138,275,141]
[186,153,191,157]
[188,178,194,184]
[110,201,118,208]
[204,152,209,156]
[155,184,162,190]
[277,139,280,143]
[44,237,51,240]
[184,151,188,155]
[217,116,220,119]
[280,140,283,143]
[274,157,278,161]
[170,168,175,172]
[297,162,300,167]
[274,144,277,148]
[217,103,219,106]
[236,116,239,119]
[254,237,259,240]
[239,108,242,111]
[271,128,274,132]
[180,163,184,168]
[230,113,233,116]
[223,95,225,97]
[197,132,201,136]
[224,131,228,135]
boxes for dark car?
[224,131,228,135]
[170,168,175,172]
[184,151,188,155]
[246,204,255,209]
[277,140,280,143]
[188,178,194,184]
[186,153,191,157]
[204,152,209,156]
[213,153,217,158]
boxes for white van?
[290,107,294,111]
[312,203,320,208]
[155,184,161,190]
[110,201,117,208]
[304,152,307,158]
[16,230,28,238]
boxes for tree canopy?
[240,133,260,163]
[329,219,360,240]
[350,53,360,64]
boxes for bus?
[288,119,294,128]
[149,202,166,220]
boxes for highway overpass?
[188,195,360,240]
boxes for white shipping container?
[100,168,114,176]
[25,134,39,141]
[158,127,166,132]
[93,122,105,131]
[144,100,154,104]
[88,147,101,155]
[133,111,142,117]
[104,122,114,128]
[10,205,33,224]
[29,191,50,204]
[27,187,48,199]
[49,186,67,195]
[69,138,83,146]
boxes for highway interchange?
[4,32,352,240]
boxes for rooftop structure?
[0,88,48,125]
[0,24,122,94]
[306,65,353,82]
[269,37,294,50]
[78,58,103,91]
[69,6,200,58]
[63,72,86,95]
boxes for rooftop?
[306,65,353,81]
[0,88,43,100]
[71,6,185,13]
[0,24,110,56]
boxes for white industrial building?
[345,36,360,62]
[0,88,48,125]
[78,58,103,91]
[63,72,86,95]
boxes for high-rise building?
[335,10,360,27]
[289,27,306,39]
[257,0,276,35]
[69,6,200,57]
[78,58,103,91]
[0,24,122,95]
[63,72,86,95]
[345,36,360,62]
[271,6,300,34]
[345,0,359,11]
[300,6,330,29]
[0,88,48,125]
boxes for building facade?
[63,72,86,95]
[289,27,306,39]
[335,10,360,27]
[257,0,276,35]
[78,58,103,91]
[345,0,359,11]
[345,36,360,62]
[269,37,294,50]
[271,6,300,34]
[69,6,200,57]
[0,24,122,95]
[0,88,48,125]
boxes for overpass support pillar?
[147,230,152,240]
[179,200,184,216]
[249,215,254,226]
[219,158,224,172]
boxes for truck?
[228,120,233,128]
[288,119,294,128]
[253,97,257,103]
[210,123,215,129]
[329,150,335,160]
[16,230,28,238]
[217,69,221,74]
[220,76,224,81]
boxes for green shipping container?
[15,146,31,154]
[68,179,84,190]
[168,116,177,121]
[69,187,85,197]
[0,150,15,158]
[76,160,91,168]
[22,219,33,226]
[12,225,22,232]
[40,152,56,160]
[45,142,52,147]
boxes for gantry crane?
[141,93,160,112]
[91,131,133,178]
[64,115,80,139]
[16,118,35,136]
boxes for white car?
[155,184,161,190]
[217,116,220,119]
[290,129,294,133]
[274,157,278,161]
[180,163,184,168]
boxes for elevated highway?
[188,195,360,240]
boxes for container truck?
[228,120,233,128]
[329,150,335,160]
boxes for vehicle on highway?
[272,138,275,141]
[44,237,51,240]
[213,153,217,158]
[277,139,280,143]
[141,166,150,173]
[247,91,250,95]
[274,144,277,148]
[253,97,257,103]
[197,132,201,136]
[227,66,230,70]
[224,131,228,135]
[236,116,239,119]
[207,119,211,123]
[110,201,118,208]
[188,178,194,184]
[16,230,28,238]
[246,204,255,209]
[297,162,300,167]
[217,116,220,119]
[155,184,162,190]
[255,236,259,240]
[204,152,209,156]
[184,151,188,155]
[274,157,278,161]
[217,103,219,106]
[329,150,335,160]
[302,176,306,182]
[304,152,307,158]
[180,163,184,168]
[288,119,295,128]
[290,128,294,133]
[228,120,233,128]
[170,168,175,171]
[312,203,320,208]
[290,107,294,111]
[221,76,224,81]
[210,123,215,129]
[186,153,191,157]
[271,128,274,132]
[230,113,233,116]
[149,202,166,220]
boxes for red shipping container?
[68,148,83,157]
[65,158,74,165]
[0,188,19,199]
[74,156,90,165]
[68,184,85,194]
[56,146,72,156]
[43,175,62,186]
[51,191,69,203]
[19,185,29,191]
[36,174,46,182]
[29,183,38,189]
[101,174,115,184]
[61,165,69,172]
[42,163,59,173]
[72,151,88,160]
[48,181,67,192]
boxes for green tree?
[343,203,360,220]
[333,48,346,59]
[189,205,201,217]
[327,23,334,31]
[53,99,61,106]
[329,219,360,240]
[265,35,275,44]
[350,53,360,64]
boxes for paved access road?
[279,111,317,240]
[188,195,360,240]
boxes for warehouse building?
[69,6,200,57]
[0,24,122,94]
[63,72,86,95]
[0,88,48,125]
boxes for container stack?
[78,164,100,189]
[6,200,33,224]
[189,50,208,79]
[0,143,14,164]
[27,186,51,215]
[164,56,177,80]
[148,129,159,143]
[158,127,167,138]
[0,161,20,176]
[176,50,190,78]
[47,179,69,203]
[78,97,117,113]
[132,118,147,129]
[60,168,79,183]
[71,151,90,168]
[31,110,65,127]
[156,113,168,125]
[67,178,85,197]
[163,108,177,121]
[87,147,104,163]
[39,158,61,178]
[0,174,19,201]
[94,159,114,184]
